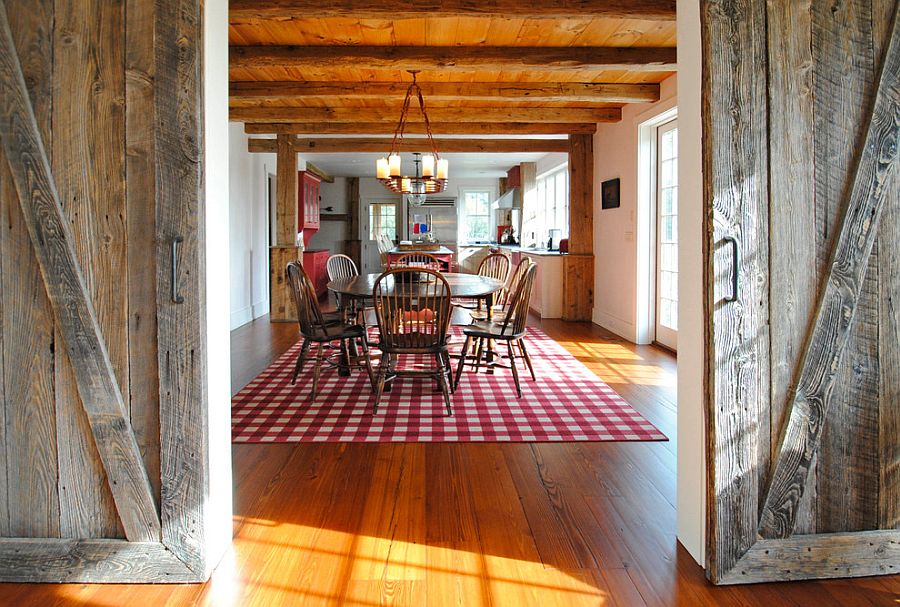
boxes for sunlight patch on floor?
[200,518,611,606]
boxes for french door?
[655,119,678,350]
[362,200,399,273]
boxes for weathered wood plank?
[758,0,900,540]
[0,0,59,540]
[0,538,198,582]
[229,0,678,20]
[304,161,333,184]
[154,0,208,574]
[701,0,770,583]
[250,137,572,154]
[245,122,599,135]
[346,177,361,269]
[52,0,127,540]
[0,162,5,538]
[718,529,900,584]
[812,0,881,535]
[231,105,622,124]
[126,0,161,506]
[562,255,593,322]
[275,134,297,246]
[230,81,661,104]
[765,0,818,535]
[229,45,677,73]
[0,3,160,542]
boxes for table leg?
[485,293,496,374]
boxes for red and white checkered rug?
[232,327,667,443]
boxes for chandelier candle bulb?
[376,157,389,179]
[401,177,411,191]
[437,158,449,180]
[388,154,402,177]
[422,154,435,177]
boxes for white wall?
[228,124,273,329]
[592,75,677,342]
[676,0,706,568]
[203,0,233,575]
[307,177,349,254]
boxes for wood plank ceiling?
[228,1,677,135]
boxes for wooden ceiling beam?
[231,106,621,123]
[229,0,677,21]
[248,137,572,154]
[244,122,598,135]
[229,81,661,104]
[229,45,677,72]
[304,161,334,183]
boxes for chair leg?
[473,338,485,374]
[373,352,389,414]
[435,353,453,416]
[292,339,311,385]
[455,335,471,388]
[360,336,376,391]
[507,341,522,398]
[310,343,324,400]
[442,350,455,394]
[518,339,536,381]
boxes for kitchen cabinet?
[303,249,331,299]
[298,170,321,233]
[521,252,563,319]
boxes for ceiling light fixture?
[375,71,448,205]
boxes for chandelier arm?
[415,85,440,160]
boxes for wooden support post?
[275,134,297,246]
[564,134,595,321]
[346,177,362,269]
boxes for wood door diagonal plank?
[0,1,161,543]
[758,1,900,540]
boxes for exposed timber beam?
[305,161,334,183]
[229,45,677,72]
[229,81,661,104]
[244,122,598,135]
[229,0,677,21]
[231,106,621,124]
[249,137,571,154]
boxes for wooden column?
[346,177,361,269]
[270,134,300,321]
[564,134,595,321]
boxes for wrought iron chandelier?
[375,71,448,205]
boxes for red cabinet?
[303,249,330,300]
[298,170,321,234]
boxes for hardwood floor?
[1,315,898,606]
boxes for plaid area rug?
[232,327,667,443]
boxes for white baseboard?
[230,305,254,330]
[251,299,268,319]
[592,308,636,342]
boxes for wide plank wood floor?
[1,315,898,606]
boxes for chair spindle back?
[393,252,442,272]
[477,253,510,283]
[497,263,537,336]
[286,261,328,336]
[326,253,358,281]
[373,268,452,352]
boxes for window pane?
[661,158,676,187]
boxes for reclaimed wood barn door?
[703,0,900,584]
[0,0,217,582]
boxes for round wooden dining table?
[327,272,505,377]
[327,271,505,303]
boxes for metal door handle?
[723,235,739,303]
[171,236,185,304]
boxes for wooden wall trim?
[758,3,900,540]
[0,539,198,583]
[229,45,677,73]
[718,529,900,585]
[0,4,161,543]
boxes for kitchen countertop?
[458,243,567,256]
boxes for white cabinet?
[522,253,563,319]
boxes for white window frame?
[458,188,494,243]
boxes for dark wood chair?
[372,267,454,415]
[454,262,538,398]
[286,261,375,400]
[497,255,533,308]
[456,252,511,312]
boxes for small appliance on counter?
[496,224,510,244]
[547,229,562,251]
[559,238,569,253]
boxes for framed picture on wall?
[601,178,620,209]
